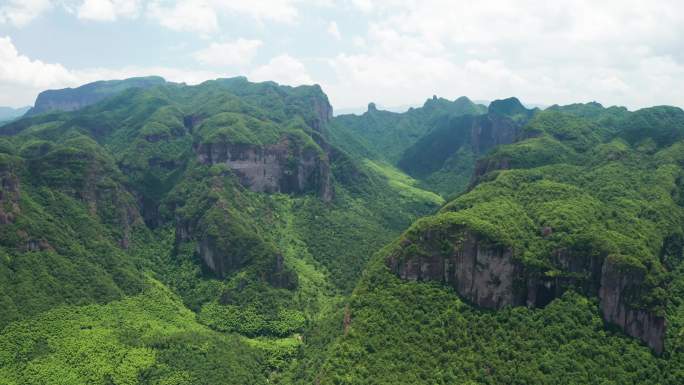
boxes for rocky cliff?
[599,258,666,354]
[388,230,523,308]
[387,227,666,354]
[305,86,334,132]
[195,136,333,201]
[26,76,166,116]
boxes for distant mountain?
[330,96,534,197]
[25,76,167,116]
[0,106,30,123]
[334,103,420,116]
[329,96,487,164]
[397,97,536,195]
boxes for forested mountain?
[309,103,684,384]
[0,77,442,383]
[329,96,537,197]
[1,78,683,384]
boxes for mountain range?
[1,76,683,384]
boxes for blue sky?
[1,0,684,111]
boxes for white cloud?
[327,21,341,40]
[0,36,76,88]
[3,0,684,112]
[0,0,52,27]
[350,0,373,13]
[323,0,684,110]
[250,54,313,86]
[77,0,141,21]
[145,0,323,34]
[0,35,77,106]
[0,35,231,106]
[210,0,300,23]
[147,0,218,34]
[193,39,263,67]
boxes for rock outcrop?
[388,231,524,309]
[599,259,666,354]
[306,88,334,132]
[195,137,333,201]
[469,115,522,155]
[388,228,666,354]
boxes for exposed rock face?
[473,157,511,180]
[469,115,521,155]
[27,76,166,116]
[388,229,666,354]
[525,248,604,308]
[307,90,333,132]
[599,260,666,354]
[388,231,524,308]
[197,236,233,278]
[195,137,333,201]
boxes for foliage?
[0,282,268,385]
[309,265,684,385]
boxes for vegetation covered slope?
[329,96,486,163]
[398,97,536,196]
[4,76,684,384]
[0,77,442,384]
[329,96,536,197]
[305,103,684,384]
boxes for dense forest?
[1,77,683,384]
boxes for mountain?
[0,77,442,383]
[328,96,490,197]
[2,77,684,384]
[306,104,684,384]
[25,76,167,116]
[0,106,30,123]
[329,96,487,164]
[397,97,537,196]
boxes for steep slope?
[0,77,442,383]
[329,96,486,164]
[305,105,684,384]
[398,97,536,196]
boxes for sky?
[1,0,683,111]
